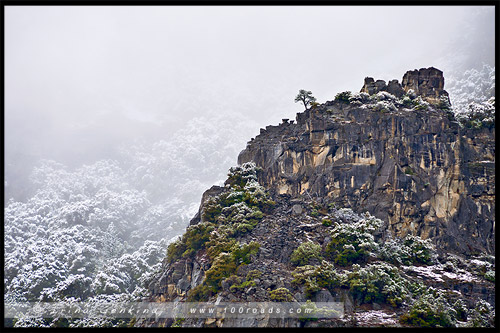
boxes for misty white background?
[3,6,495,325]
[6,6,494,166]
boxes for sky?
[4,5,495,170]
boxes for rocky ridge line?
[238,67,494,255]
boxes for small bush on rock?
[291,242,323,266]
[205,252,238,292]
[346,262,410,307]
[326,213,382,266]
[380,234,436,266]
[334,91,352,104]
[400,288,455,327]
[269,288,294,302]
[291,261,346,298]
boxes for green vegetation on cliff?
[165,163,269,301]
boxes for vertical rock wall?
[238,68,494,255]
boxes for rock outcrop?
[401,67,449,104]
[239,67,494,256]
[142,67,495,328]
[361,67,449,105]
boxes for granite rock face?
[239,68,494,256]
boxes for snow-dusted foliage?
[455,97,495,129]
[348,92,371,106]
[446,64,495,127]
[297,203,494,327]
[343,90,429,113]
[4,138,226,326]
[399,285,494,328]
[4,159,171,327]
[195,162,273,239]
[447,64,495,114]
[5,111,260,327]
[347,262,410,307]
[400,287,456,327]
[371,91,398,103]
[380,234,437,265]
[325,209,384,266]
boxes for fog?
[3,7,496,318]
[5,5,495,199]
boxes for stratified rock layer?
[239,68,494,255]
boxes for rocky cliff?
[141,68,495,328]
[238,67,494,256]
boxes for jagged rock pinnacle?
[361,67,450,105]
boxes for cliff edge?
[238,67,494,256]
